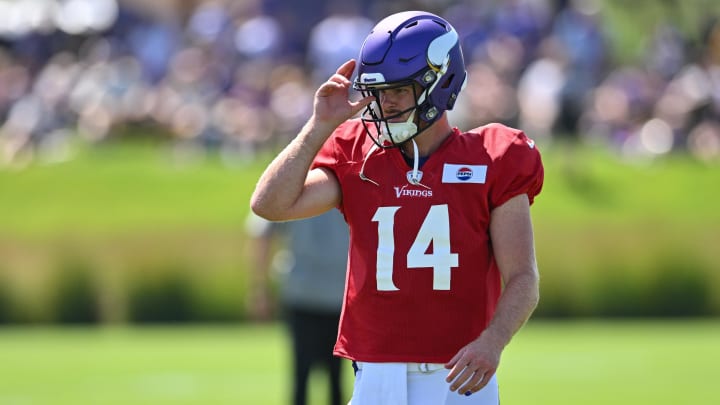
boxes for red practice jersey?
[312,119,544,363]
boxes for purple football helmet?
[354,11,467,147]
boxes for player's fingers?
[444,363,462,383]
[316,81,345,97]
[328,72,351,86]
[447,366,475,392]
[349,95,374,115]
[444,352,465,382]
[336,59,356,78]
[456,371,488,396]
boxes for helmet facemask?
[356,81,424,148]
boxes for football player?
[251,10,544,405]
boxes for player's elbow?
[250,193,284,221]
[507,268,540,309]
[525,270,540,309]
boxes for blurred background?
[0,0,719,404]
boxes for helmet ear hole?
[441,73,455,89]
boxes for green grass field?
[0,320,718,405]
[1,140,718,238]
[1,140,719,403]
[1,139,719,322]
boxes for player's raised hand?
[313,59,374,129]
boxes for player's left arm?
[485,192,540,349]
[446,193,539,395]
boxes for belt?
[354,361,446,373]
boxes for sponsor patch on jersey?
[442,164,487,183]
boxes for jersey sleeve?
[312,120,364,171]
[489,130,544,209]
[311,134,338,171]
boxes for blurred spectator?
[551,0,609,137]
[245,210,349,405]
[644,23,688,81]
[0,0,718,167]
[516,37,566,140]
[262,0,332,63]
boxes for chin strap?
[408,139,422,185]
[359,139,431,189]
[359,143,380,186]
[408,139,431,190]
[381,110,417,145]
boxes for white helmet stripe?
[418,28,458,107]
[427,27,458,69]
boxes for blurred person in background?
[245,210,349,405]
[550,0,608,138]
[251,10,544,405]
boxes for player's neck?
[400,118,453,158]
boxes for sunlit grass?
[0,141,263,238]
[0,320,718,404]
[1,141,718,238]
[1,140,719,321]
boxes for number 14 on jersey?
[372,204,459,291]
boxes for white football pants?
[349,362,499,405]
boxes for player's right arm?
[250,59,373,221]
